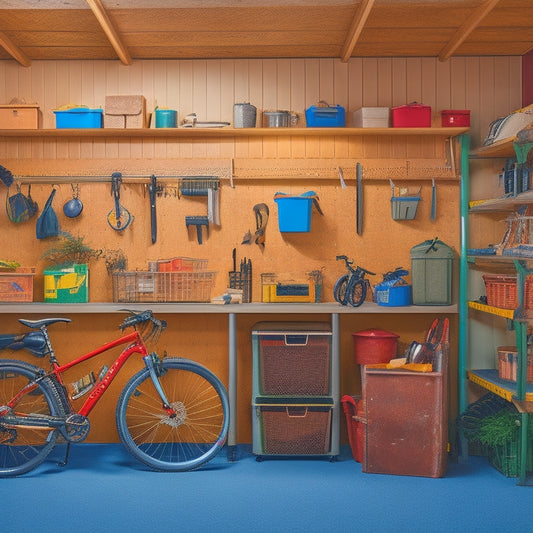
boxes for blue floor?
[3,443,532,533]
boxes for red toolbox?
[391,102,431,127]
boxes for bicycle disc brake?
[62,414,90,443]
[161,402,187,428]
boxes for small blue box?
[54,108,103,129]
[274,197,313,232]
[305,105,345,127]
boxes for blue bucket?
[275,197,313,232]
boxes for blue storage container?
[54,108,103,129]
[374,284,411,307]
[274,196,313,232]
[155,108,177,128]
[305,104,345,127]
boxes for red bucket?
[342,395,365,463]
[352,328,399,365]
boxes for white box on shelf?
[352,107,390,127]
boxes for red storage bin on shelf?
[391,102,431,127]
[441,109,470,127]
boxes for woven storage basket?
[482,274,533,309]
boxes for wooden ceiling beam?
[438,0,501,61]
[340,0,375,62]
[85,0,132,65]
[0,31,31,67]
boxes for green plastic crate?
[44,264,88,303]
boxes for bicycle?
[0,309,229,477]
[333,255,375,307]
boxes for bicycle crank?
[61,414,90,443]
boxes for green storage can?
[410,238,453,305]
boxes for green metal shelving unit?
[461,134,533,485]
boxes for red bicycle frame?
[50,330,148,417]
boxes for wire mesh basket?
[112,271,217,303]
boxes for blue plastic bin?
[54,108,103,129]
[374,284,411,306]
[305,105,345,127]
[275,197,313,232]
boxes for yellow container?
[261,272,322,303]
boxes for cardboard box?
[353,107,390,127]
[44,264,88,303]
[0,105,40,129]
[105,95,147,128]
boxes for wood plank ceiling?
[0,0,531,67]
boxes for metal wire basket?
[112,270,217,303]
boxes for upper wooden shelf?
[0,127,469,139]
[474,137,516,158]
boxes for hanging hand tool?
[356,162,363,235]
[148,174,157,243]
[338,166,347,189]
[431,178,437,222]
[185,215,209,244]
[107,172,133,231]
[253,203,269,247]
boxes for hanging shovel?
[148,174,157,244]
[107,172,133,231]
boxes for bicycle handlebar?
[119,310,167,342]
[336,255,374,276]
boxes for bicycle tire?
[348,279,367,307]
[0,359,64,477]
[116,357,229,472]
[333,274,350,305]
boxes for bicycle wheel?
[116,357,229,472]
[0,360,64,477]
[333,274,350,305]
[348,279,367,307]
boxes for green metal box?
[410,238,453,305]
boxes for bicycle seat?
[18,317,71,329]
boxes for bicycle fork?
[143,353,175,417]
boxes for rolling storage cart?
[251,322,339,460]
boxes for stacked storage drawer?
[251,322,338,458]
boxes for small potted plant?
[40,231,102,303]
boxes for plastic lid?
[441,109,470,114]
[352,328,399,339]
